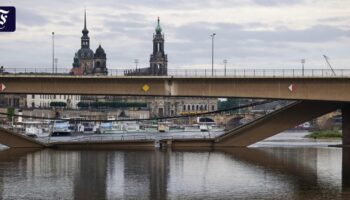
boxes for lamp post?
[210,33,216,76]
[52,32,55,74]
[301,59,305,76]
[134,59,139,70]
[54,58,58,74]
[223,59,227,76]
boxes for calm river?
[0,132,349,200]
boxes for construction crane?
[323,55,336,76]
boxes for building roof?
[94,44,106,59]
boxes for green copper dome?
[155,17,162,34]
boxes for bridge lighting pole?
[301,59,305,76]
[134,59,139,70]
[54,58,58,74]
[52,32,55,74]
[210,33,216,77]
[223,59,227,76]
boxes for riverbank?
[305,130,342,139]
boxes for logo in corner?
[0,7,15,32]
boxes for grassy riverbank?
[305,130,342,139]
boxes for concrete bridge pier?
[342,105,350,146]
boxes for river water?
[0,131,349,200]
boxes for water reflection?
[0,147,349,199]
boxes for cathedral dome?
[94,44,106,59]
[77,47,94,59]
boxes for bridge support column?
[342,105,350,146]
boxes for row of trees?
[77,101,147,109]
[48,101,147,109]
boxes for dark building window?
[183,105,186,111]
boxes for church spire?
[82,8,89,36]
[81,8,90,48]
[155,17,162,35]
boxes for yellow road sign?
[142,84,150,92]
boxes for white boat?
[123,121,140,132]
[99,121,140,134]
[158,122,170,132]
[52,120,71,136]
[184,125,200,132]
[99,122,123,134]
[22,121,50,138]
[199,124,212,132]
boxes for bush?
[305,130,342,139]
[50,101,67,107]
[6,107,15,121]
[77,101,147,109]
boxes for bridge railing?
[0,67,347,77]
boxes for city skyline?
[0,0,350,70]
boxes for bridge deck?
[1,75,350,102]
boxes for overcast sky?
[0,0,350,71]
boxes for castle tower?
[150,17,168,76]
[93,44,108,75]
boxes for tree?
[6,107,15,121]
[77,101,147,109]
[50,101,67,107]
[218,98,239,110]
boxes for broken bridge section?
[0,127,47,148]
[214,101,344,147]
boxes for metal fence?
[1,67,348,78]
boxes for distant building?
[124,17,168,76]
[120,96,217,117]
[26,94,80,109]
[0,94,26,108]
[71,10,108,76]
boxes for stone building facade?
[26,94,81,109]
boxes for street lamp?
[223,59,227,76]
[210,33,216,76]
[134,59,139,70]
[52,32,55,74]
[301,59,305,76]
[54,58,58,74]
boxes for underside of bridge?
[0,100,349,148]
[214,101,345,147]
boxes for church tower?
[77,9,94,75]
[150,17,168,76]
[93,44,108,75]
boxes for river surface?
[0,131,349,200]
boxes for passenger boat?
[52,120,71,136]
[158,122,170,132]
[23,121,50,137]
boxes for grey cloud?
[175,22,350,43]
[252,0,302,6]
[17,9,48,26]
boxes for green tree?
[50,101,67,107]
[218,98,239,110]
[6,107,15,121]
